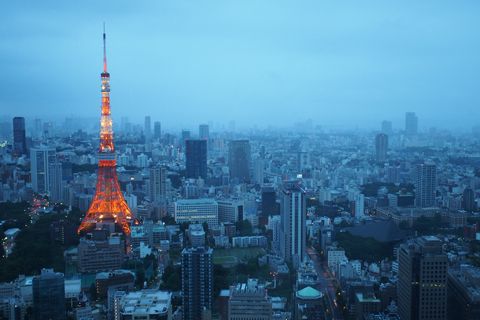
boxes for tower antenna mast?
[103,21,107,73]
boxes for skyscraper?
[153,121,161,139]
[253,159,264,184]
[262,187,276,216]
[33,117,42,139]
[48,162,63,202]
[149,167,167,202]
[13,117,27,157]
[144,116,151,142]
[33,269,65,320]
[228,140,251,183]
[405,112,418,136]
[375,134,388,162]
[386,166,400,184]
[181,129,190,150]
[463,188,475,212]
[30,147,56,194]
[398,236,447,320]
[415,163,437,207]
[279,181,306,269]
[199,123,209,150]
[182,247,213,320]
[381,120,392,135]
[185,139,207,179]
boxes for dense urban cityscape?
[2,57,480,319]
[1,2,480,320]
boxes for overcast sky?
[1,1,479,132]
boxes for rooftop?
[296,286,322,299]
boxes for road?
[307,246,343,320]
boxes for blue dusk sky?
[0,1,479,132]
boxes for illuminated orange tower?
[78,25,132,235]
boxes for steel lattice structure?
[78,25,132,235]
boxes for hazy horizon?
[1,1,479,131]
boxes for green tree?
[165,273,181,291]
[136,268,145,288]
[235,220,253,236]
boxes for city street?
[307,246,343,320]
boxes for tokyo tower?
[78,25,132,235]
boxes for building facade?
[144,116,151,142]
[279,181,306,269]
[405,112,418,136]
[30,147,56,194]
[228,279,272,320]
[149,167,167,202]
[182,247,213,320]
[415,163,437,207]
[228,140,251,182]
[382,120,392,135]
[13,117,27,158]
[375,134,388,162]
[217,198,244,223]
[77,237,125,273]
[397,236,447,320]
[153,121,161,139]
[185,139,207,179]
[32,269,65,320]
[174,198,218,227]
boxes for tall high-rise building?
[375,134,388,162]
[405,112,418,136]
[381,120,392,135]
[253,159,264,184]
[153,121,161,139]
[182,129,190,141]
[386,166,400,184]
[13,117,27,157]
[279,181,306,269]
[398,236,447,320]
[415,163,437,207]
[463,188,475,213]
[199,123,209,140]
[149,167,167,202]
[32,269,65,320]
[181,129,190,149]
[33,118,42,139]
[297,152,310,173]
[121,117,128,132]
[229,140,251,182]
[262,187,276,216]
[185,139,207,179]
[182,247,213,320]
[30,147,56,194]
[199,123,209,150]
[144,116,151,142]
[78,26,132,235]
[49,162,63,202]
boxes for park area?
[212,247,266,260]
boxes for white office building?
[174,198,218,227]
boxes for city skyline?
[1,2,479,130]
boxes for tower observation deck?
[78,25,132,235]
